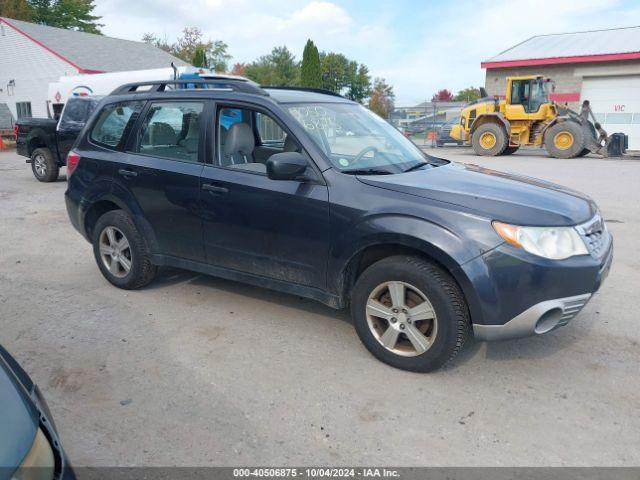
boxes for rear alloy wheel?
[31,148,59,182]
[351,255,470,372]
[92,210,157,289]
[99,226,133,279]
[471,123,508,156]
[544,121,585,158]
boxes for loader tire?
[471,123,508,156]
[544,121,585,159]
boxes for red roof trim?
[1,17,82,72]
[482,51,640,69]
[78,69,105,74]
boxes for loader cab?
[505,76,552,119]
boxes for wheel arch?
[337,238,481,324]
[82,191,159,254]
[470,113,510,135]
[27,134,48,156]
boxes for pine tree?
[191,46,207,68]
[300,39,321,88]
[28,0,102,34]
[0,0,32,20]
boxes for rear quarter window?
[90,101,144,149]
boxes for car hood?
[0,355,38,471]
[358,161,595,226]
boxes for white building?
[0,16,187,125]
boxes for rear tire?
[502,146,519,155]
[92,210,157,290]
[31,148,59,182]
[544,121,585,159]
[471,123,508,156]
[351,255,470,372]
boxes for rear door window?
[90,101,144,149]
[133,102,204,163]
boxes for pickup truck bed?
[15,96,101,182]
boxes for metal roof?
[0,17,188,73]
[483,26,640,68]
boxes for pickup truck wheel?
[92,210,157,289]
[31,148,59,182]
[351,255,470,372]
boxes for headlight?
[11,428,55,480]
[493,221,589,260]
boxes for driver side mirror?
[266,152,309,181]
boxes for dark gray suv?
[65,78,612,372]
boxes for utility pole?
[431,101,436,148]
[424,99,428,146]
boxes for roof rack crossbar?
[110,79,268,96]
[262,86,345,98]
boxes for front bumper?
[473,293,592,341]
[462,230,613,342]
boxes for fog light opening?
[535,308,563,334]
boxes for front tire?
[471,123,508,156]
[351,256,470,372]
[92,210,157,289]
[544,121,585,158]
[31,148,59,182]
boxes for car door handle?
[118,169,138,178]
[202,183,228,194]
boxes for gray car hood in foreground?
[0,359,38,471]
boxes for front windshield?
[286,103,429,173]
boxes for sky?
[94,0,640,106]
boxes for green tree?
[320,52,349,93]
[368,77,395,119]
[346,63,371,103]
[454,86,481,102]
[191,46,207,68]
[144,28,230,71]
[141,32,172,53]
[208,40,231,72]
[28,0,102,33]
[245,46,298,86]
[300,39,321,88]
[0,0,32,20]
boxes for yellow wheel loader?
[450,76,608,158]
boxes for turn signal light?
[67,151,81,176]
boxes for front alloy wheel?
[366,281,437,356]
[351,255,470,372]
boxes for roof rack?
[262,86,345,98]
[110,78,268,96]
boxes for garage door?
[581,75,640,151]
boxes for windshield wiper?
[342,168,395,175]
[403,161,431,173]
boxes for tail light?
[13,125,19,139]
[66,151,81,176]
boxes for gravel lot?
[1,147,639,467]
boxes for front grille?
[576,214,610,259]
